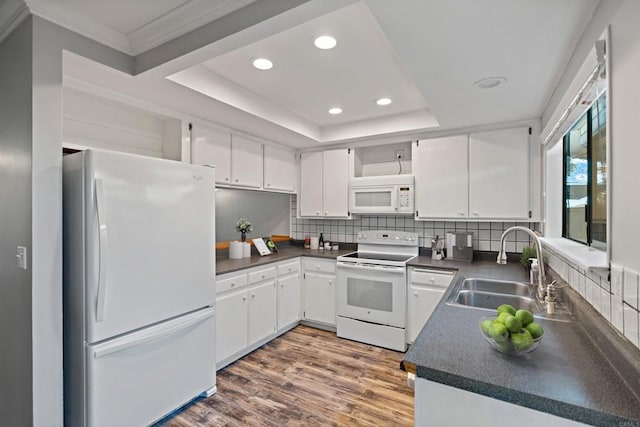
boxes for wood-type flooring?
[159,325,414,426]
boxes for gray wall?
[0,17,34,427]
[0,14,135,426]
[216,189,290,242]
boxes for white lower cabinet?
[248,281,277,346]
[277,261,301,331]
[302,258,337,327]
[216,288,248,363]
[407,268,455,343]
[215,259,302,368]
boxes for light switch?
[16,246,27,270]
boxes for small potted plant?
[235,218,253,242]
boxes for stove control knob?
[363,234,368,239]
[405,236,411,241]
[395,236,400,240]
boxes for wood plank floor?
[159,325,414,426]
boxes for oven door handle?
[337,262,406,274]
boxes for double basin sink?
[446,277,570,322]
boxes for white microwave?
[349,175,414,215]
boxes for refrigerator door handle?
[92,307,215,359]
[95,178,108,322]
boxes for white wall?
[543,0,640,272]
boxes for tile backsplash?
[290,195,538,253]
[544,244,640,350]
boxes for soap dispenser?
[529,258,539,286]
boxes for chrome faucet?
[496,226,547,301]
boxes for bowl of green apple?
[479,305,544,356]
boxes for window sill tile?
[540,237,608,274]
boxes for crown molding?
[128,0,256,56]
[25,0,132,53]
[0,0,30,44]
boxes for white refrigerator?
[63,150,216,427]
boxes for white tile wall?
[544,245,640,350]
[623,268,639,309]
[623,304,639,347]
[290,195,539,252]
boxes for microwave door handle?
[392,187,398,211]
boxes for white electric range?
[336,230,418,351]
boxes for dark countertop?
[215,244,354,275]
[402,258,640,425]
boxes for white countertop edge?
[540,237,608,273]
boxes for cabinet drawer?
[248,267,277,284]
[277,260,300,276]
[216,273,248,294]
[409,268,455,288]
[302,258,336,274]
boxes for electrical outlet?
[395,149,404,160]
[611,264,623,296]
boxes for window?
[563,93,607,249]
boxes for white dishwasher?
[407,268,455,344]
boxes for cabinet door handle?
[225,177,229,181]
[414,292,418,297]
[242,296,247,301]
[230,283,235,287]
[472,212,479,216]
[235,179,239,183]
[459,212,465,216]
[261,275,266,279]
[251,294,256,298]
[328,280,332,285]
[324,212,328,216]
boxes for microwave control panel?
[399,187,411,208]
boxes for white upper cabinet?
[263,145,297,193]
[299,149,350,218]
[191,125,231,184]
[231,134,263,189]
[469,127,530,220]
[413,127,531,220]
[299,151,324,217]
[413,135,469,219]
[322,149,350,217]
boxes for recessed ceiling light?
[314,35,337,50]
[328,107,342,115]
[376,98,392,106]
[252,58,273,70]
[473,76,507,89]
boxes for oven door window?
[346,277,393,312]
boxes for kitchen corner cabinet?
[413,135,469,219]
[264,145,298,193]
[299,149,350,218]
[302,258,337,327]
[407,268,455,343]
[468,128,530,219]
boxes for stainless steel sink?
[446,277,571,322]
[452,290,540,312]
[459,278,534,296]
